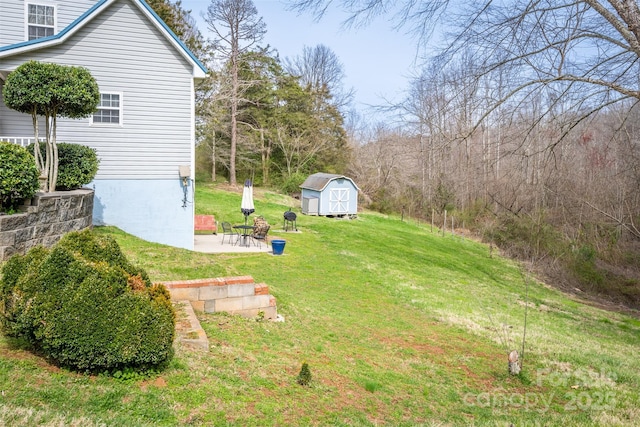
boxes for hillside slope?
[0,183,637,426]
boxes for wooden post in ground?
[443,210,447,237]
[431,209,434,233]
[508,350,521,375]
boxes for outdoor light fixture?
[179,165,190,187]
[179,165,191,207]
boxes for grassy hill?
[0,183,638,426]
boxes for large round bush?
[56,143,100,190]
[0,142,39,212]
[0,230,175,372]
[29,142,99,190]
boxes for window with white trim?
[92,93,122,125]
[26,4,55,40]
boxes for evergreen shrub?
[297,362,312,386]
[56,143,100,190]
[279,172,307,195]
[0,142,39,212]
[0,230,175,372]
[29,142,99,190]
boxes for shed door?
[329,188,349,213]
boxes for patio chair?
[221,221,239,245]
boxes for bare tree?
[205,0,266,186]
[289,0,640,128]
[285,44,354,110]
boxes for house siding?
[0,0,97,46]
[0,0,193,180]
[92,179,194,250]
[0,0,199,250]
[0,1,25,45]
[55,1,99,29]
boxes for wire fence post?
[443,210,447,237]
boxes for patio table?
[233,225,255,247]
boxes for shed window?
[27,4,55,40]
[92,93,122,125]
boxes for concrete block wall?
[162,276,277,320]
[0,189,94,260]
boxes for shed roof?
[300,173,360,192]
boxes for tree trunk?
[228,43,239,186]
[230,97,237,186]
[49,115,59,192]
[260,128,271,185]
[31,113,44,174]
[31,111,47,191]
[44,116,52,193]
[211,129,216,181]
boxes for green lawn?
[0,182,638,426]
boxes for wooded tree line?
[198,46,348,188]
[351,62,640,274]
[148,0,349,188]
[354,107,640,307]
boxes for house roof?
[0,0,207,78]
[300,173,360,192]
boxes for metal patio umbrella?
[240,179,255,225]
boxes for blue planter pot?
[271,239,286,255]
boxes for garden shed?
[300,173,359,216]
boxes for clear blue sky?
[181,0,419,117]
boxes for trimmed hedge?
[29,142,99,190]
[0,142,39,212]
[0,230,175,372]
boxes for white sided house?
[300,173,360,216]
[0,0,206,250]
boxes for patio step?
[162,276,277,320]
[173,300,209,351]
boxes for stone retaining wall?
[0,189,94,261]
[162,275,278,320]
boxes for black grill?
[283,210,297,231]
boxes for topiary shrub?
[0,230,175,373]
[56,143,100,190]
[0,142,39,212]
[4,61,100,192]
[29,142,99,190]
